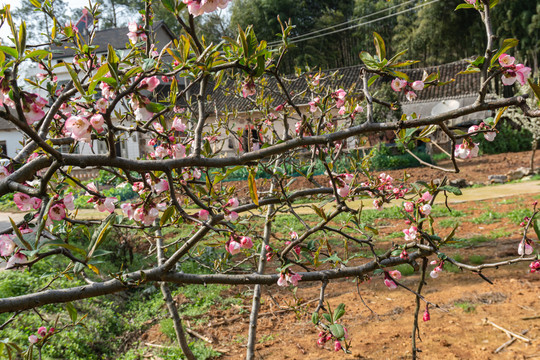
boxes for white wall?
[0,130,24,158]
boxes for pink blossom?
[288,272,302,286]
[0,235,15,257]
[95,197,117,213]
[29,335,39,344]
[183,0,231,17]
[290,231,298,240]
[226,198,239,208]
[0,166,10,179]
[154,145,168,159]
[226,240,242,255]
[338,106,347,115]
[333,88,347,108]
[334,340,342,352]
[468,125,480,133]
[153,122,164,133]
[95,98,108,113]
[308,97,319,113]
[384,278,397,290]
[337,184,350,197]
[6,251,27,269]
[421,191,433,203]
[14,193,42,211]
[515,64,532,85]
[240,236,253,249]
[529,260,540,273]
[66,116,92,142]
[405,90,417,102]
[49,204,66,221]
[498,53,515,68]
[121,203,134,219]
[389,270,402,280]
[420,204,432,215]
[423,308,430,322]
[140,76,160,92]
[90,114,105,132]
[134,106,154,122]
[403,226,418,241]
[277,273,287,286]
[430,265,442,278]
[411,81,424,91]
[518,240,533,256]
[391,78,407,92]
[484,131,496,141]
[242,79,256,98]
[198,209,209,221]
[172,117,186,132]
[373,199,383,210]
[64,192,75,211]
[37,326,47,337]
[172,144,186,159]
[24,103,45,125]
[400,249,409,260]
[224,210,238,222]
[404,202,414,213]
[154,179,169,195]
[133,206,159,225]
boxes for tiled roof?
[208,60,483,112]
[51,21,174,59]
[0,118,18,131]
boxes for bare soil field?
[139,192,540,360]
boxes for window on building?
[0,141,7,156]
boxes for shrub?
[478,119,533,154]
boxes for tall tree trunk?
[530,139,537,173]
[155,225,196,360]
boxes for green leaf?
[311,205,327,220]
[373,32,386,61]
[533,220,540,241]
[528,79,540,103]
[145,102,166,113]
[0,46,18,59]
[311,311,319,325]
[142,58,156,71]
[489,0,499,8]
[18,22,26,55]
[29,0,42,8]
[333,303,345,322]
[107,44,119,64]
[455,3,474,10]
[43,241,86,256]
[359,51,378,70]
[65,302,78,322]
[491,38,519,66]
[439,185,462,195]
[64,62,85,96]
[160,205,175,226]
[86,214,115,260]
[9,217,32,250]
[367,74,380,87]
[329,323,345,339]
[161,0,176,12]
[23,49,49,60]
[248,169,259,206]
[322,313,332,323]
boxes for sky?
[0,0,92,42]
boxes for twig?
[521,315,540,320]
[484,319,531,342]
[186,327,213,343]
[494,329,528,354]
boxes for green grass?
[471,211,503,224]
[438,218,462,228]
[430,206,467,218]
[455,301,476,313]
[507,208,533,225]
[443,235,494,249]
[468,255,485,265]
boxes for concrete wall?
[0,130,24,158]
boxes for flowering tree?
[0,0,539,359]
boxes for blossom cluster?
[277,271,302,287]
[390,78,425,101]
[362,173,409,211]
[317,328,348,351]
[0,78,48,124]
[28,326,54,344]
[498,54,531,86]
[183,0,231,17]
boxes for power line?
[268,0,440,47]
[274,0,417,44]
